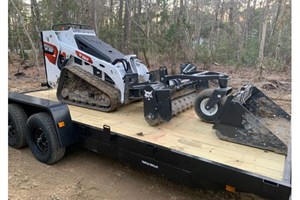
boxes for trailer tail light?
[225,185,236,193]
[57,121,65,128]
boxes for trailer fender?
[8,92,76,148]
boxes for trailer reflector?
[225,185,236,193]
[58,121,65,128]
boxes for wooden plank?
[27,89,286,181]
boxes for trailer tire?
[8,104,28,148]
[26,112,65,164]
[194,89,225,123]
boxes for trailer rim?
[8,117,17,143]
[31,127,49,155]
[8,103,28,148]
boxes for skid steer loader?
[41,23,290,154]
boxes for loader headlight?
[44,43,54,54]
[43,42,59,64]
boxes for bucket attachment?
[213,85,290,155]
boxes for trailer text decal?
[141,160,159,169]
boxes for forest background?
[8,0,291,74]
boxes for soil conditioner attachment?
[40,23,290,155]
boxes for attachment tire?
[26,112,65,164]
[194,89,225,123]
[8,104,28,148]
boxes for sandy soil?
[8,56,291,200]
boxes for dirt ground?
[8,56,291,200]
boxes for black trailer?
[8,89,291,200]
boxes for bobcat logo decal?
[144,90,153,99]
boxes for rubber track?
[57,65,120,112]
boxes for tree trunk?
[194,0,202,61]
[118,0,124,50]
[123,0,131,53]
[214,0,220,35]
[173,0,177,24]
[170,0,184,73]
[228,0,234,34]
[270,0,283,39]
[274,0,287,67]
[10,0,40,76]
[258,0,269,79]
[110,0,114,25]
[247,0,257,37]
[137,0,142,55]
[90,0,96,29]
[60,0,68,23]
[145,0,150,38]
[17,31,25,73]
[244,0,251,42]
[81,0,90,25]
[220,0,225,22]
[30,0,41,54]
[51,0,56,26]
[30,0,41,34]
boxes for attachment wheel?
[194,89,225,123]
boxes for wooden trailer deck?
[27,89,287,181]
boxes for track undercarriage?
[57,65,120,112]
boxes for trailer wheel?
[8,104,28,148]
[26,112,65,164]
[194,89,225,123]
